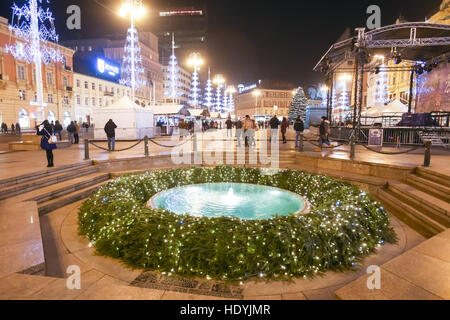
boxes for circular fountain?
[148,183,309,220]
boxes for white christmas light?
[187,52,203,107]
[6,0,63,121]
[203,67,214,109]
[165,33,179,103]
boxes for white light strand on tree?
[374,67,389,105]
[120,23,146,103]
[6,0,63,122]
[215,84,222,111]
[203,67,213,109]
[189,67,200,107]
[228,91,235,112]
[166,32,178,103]
[222,83,228,112]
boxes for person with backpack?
[54,120,63,141]
[104,119,117,151]
[269,115,280,143]
[294,116,304,149]
[225,116,233,138]
[36,120,57,167]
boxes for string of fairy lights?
[79,166,397,282]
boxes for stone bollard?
[144,136,149,157]
[423,139,431,167]
[84,139,90,160]
[350,136,356,160]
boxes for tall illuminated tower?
[118,0,147,103]
[6,0,63,122]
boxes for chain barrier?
[359,143,422,155]
[148,136,193,148]
[88,139,143,152]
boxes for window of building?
[46,72,53,85]
[19,109,29,128]
[63,112,71,127]
[17,65,26,80]
[92,97,95,106]
[85,97,89,106]
[84,81,88,89]
[76,95,81,105]
[63,96,69,104]
[76,79,80,87]
[63,76,68,87]
[92,83,95,90]
[48,94,53,103]
[47,110,56,123]
[99,98,102,106]
[99,84,102,92]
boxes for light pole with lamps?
[252,89,261,118]
[187,52,204,108]
[118,0,147,104]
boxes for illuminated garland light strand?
[203,68,214,109]
[79,166,397,282]
[6,0,63,121]
[120,26,146,102]
[215,85,222,111]
[166,33,179,103]
[189,67,201,107]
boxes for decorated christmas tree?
[165,33,179,103]
[288,87,309,121]
[120,25,146,102]
[203,67,214,109]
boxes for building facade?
[72,73,132,125]
[235,81,296,119]
[61,30,164,106]
[0,16,75,128]
[161,64,191,105]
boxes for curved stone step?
[388,182,450,228]
[406,174,450,203]
[0,161,93,189]
[415,168,450,188]
[376,189,446,238]
[0,166,99,200]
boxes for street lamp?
[213,74,225,111]
[252,89,261,117]
[117,0,147,103]
[187,52,204,108]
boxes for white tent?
[92,97,154,140]
[383,99,408,114]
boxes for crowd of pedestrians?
[1,122,21,134]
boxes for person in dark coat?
[316,116,334,151]
[54,120,63,141]
[294,116,304,149]
[225,116,233,138]
[36,120,57,167]
[280,117,289,144]
[269,115,280,143]
[104,119,117,151]
[235,118,243,147]
[67,121,76,144]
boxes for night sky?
[0,0,443,88]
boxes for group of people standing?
[1,122,21,134]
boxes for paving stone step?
[406,174,450,203]
[28,173,110,204]
[376,189,446,238]
[388,182,450,228]
[0,161,94,189]
[0,166,99,200]
[415,167,450,188]
[38,181,107,216]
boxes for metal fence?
[330,126,450,146]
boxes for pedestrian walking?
[225,116,233,138]
[269,115,280,143]
[280,117,289,144]
[54,120,62,141]
[250,118,258,147]
[36,120,57,167]
[104,119,117,151]
[294,116,304,148]
[74,121,80,144]
[67,121,76,144]
[235,118,243,147]
[15,122,21,135]
[11,123,15,134]
[243,115,253,147]
[316,116,334,151]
